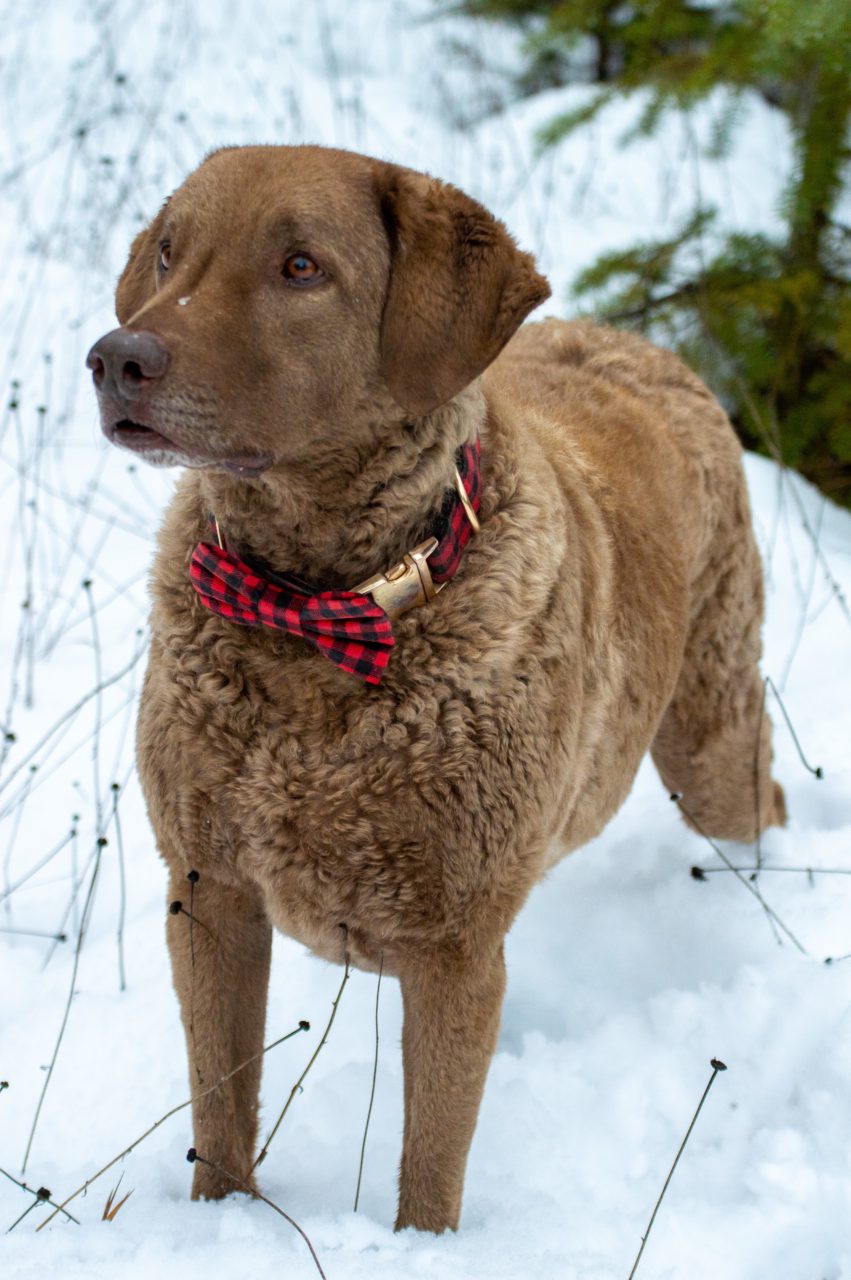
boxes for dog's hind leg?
[166,867,272,1200]
[395,942,506,1233]
[650,506,787,843]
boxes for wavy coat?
[92,145,785,1233]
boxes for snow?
[1,2,850,1278]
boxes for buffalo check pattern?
[189,436,482,684]
[429,435,480,583]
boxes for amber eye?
[159,242,171,271]
[282,253,323,285]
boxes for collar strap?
[189,437,481,684]
[352,436,481,618]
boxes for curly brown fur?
[88,145,785,1234]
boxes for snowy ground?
[1,3,850,1278]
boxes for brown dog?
[87,144,785,1234]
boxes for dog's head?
[87,145,550,476]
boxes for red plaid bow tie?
[189,437,481,685]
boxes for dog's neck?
[195,385,486,589]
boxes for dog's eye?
[282,253,323,285]
[159,242,172,271]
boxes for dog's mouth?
[111,418,177,453]
[106,418,272,476]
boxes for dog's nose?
[86,328,169,403]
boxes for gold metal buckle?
[353,536,444,620]
[454,467,480,534]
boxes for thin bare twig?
[188,869,200,1084]
[0,1167,78,1230]
[0,825,74,905]
[693,864,851,878]
[0,925,66,940]
[752,676,768,872]
[765,677,823,778]
[627,1059,727,1279]
[673,795,808,955]
[354,953,383,1212]
[253,946,351,1171]
[37,1021,310,1231]
[111,783,127,991]
[0,641,147,802]
[187,1150,328,1280]
[21,836,106,1176]
[168,898,218,944]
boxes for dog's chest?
[138,627,560,959]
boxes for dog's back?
[491,317,785,847]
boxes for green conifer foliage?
[455,0,851,502]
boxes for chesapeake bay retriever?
[87,144,786,1233]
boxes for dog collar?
[353,436,481,615]
[189,437,481,684]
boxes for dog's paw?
[191,1161,258,1201]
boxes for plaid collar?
[189,437,481,685]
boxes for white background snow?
[1,2,849,1277]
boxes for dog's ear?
[114,203,167,325]
[377,169,550,416]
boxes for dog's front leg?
[396,942,506,1233]
[165,867,272,1200]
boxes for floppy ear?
[377,169,550,416]
[114,203,167,325]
